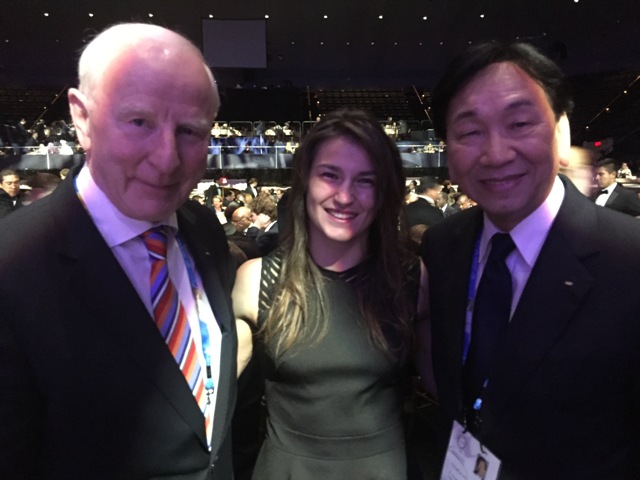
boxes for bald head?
[232,206,252,232]
[78,23,218,112]
[68,23,220,222]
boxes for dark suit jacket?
[591,182,640,217]
[421,176,640,480]
[404,197,444,227]
[0,170,237,479]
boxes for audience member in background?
[223,188,237,207]
[441,179,455,195]
[250,192,279,255]
[617,161,633,178]
[437,190,458,218]
[227,206,262,261]
[419,40,640,479]
[211,194,227,223]
[244,177,259,199]
[232,108,427,479]
[592,158,640,217]
[0,23,237,478]
[0,169,24,219]
[404,175,445,227]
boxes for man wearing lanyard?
[418,42,640,479]
[0,24,237,479]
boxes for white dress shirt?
[595,182,616,206]
[475,175,565,318]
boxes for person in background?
[232,108,427,479]
[0,169,24,219]
[404,176,445,227]
[617,161,633,178]
[0,23,237,479]
[592,158,640,217]
[418,41,640,479]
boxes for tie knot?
[141,226,170,259]
[489,233,515,262]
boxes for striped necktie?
[141,226,213,448]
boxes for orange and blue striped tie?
[141,226,213,447]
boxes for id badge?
[440,420,501,480]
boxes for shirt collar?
[480,175,565,269]
[75,165,177,247]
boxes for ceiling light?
[480,14,485,18]
[148,13,154,18]
[44,12,49,17]
[378,15,383,19]
[88,13,94,17]
[265,14,269,19]
[422,16,427,20]
[323,15,328,19]
[209,14,213,18]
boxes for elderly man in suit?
[0,24,237,479]
[418,42,640,479]
[592,158,640,217]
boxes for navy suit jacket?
[0,170,237,479]
[421,176,640,479]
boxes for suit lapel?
[490,179,597,406]
[53,178,209,449]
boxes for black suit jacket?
[591,182,640,217]
[421,176,640,479]
[0,171,237,479]
[404,197,444,227]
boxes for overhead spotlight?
[265,14,269,19]
[423,16,427,20]
[148,13,154,18]
[209,14,213,18]
[44,12,49,17]
[323,15,328,19]
[480,14,485,18]
[378,15,383,19]
[88,13,94,17]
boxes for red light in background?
[594,141,602,147]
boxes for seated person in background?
[617,161,633,178]
[592,158,640,217]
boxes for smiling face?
[69,33,218,222]
[445,62,570,231]
[306,136,377,260]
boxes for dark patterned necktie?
[464,233,516,404]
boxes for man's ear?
[68,88,91,152]
[556,113,571,168]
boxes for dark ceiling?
[1,0,639,90]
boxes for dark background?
[1,0,639,156]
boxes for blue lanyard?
[175,232,215,392]
[462,234,482,365]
